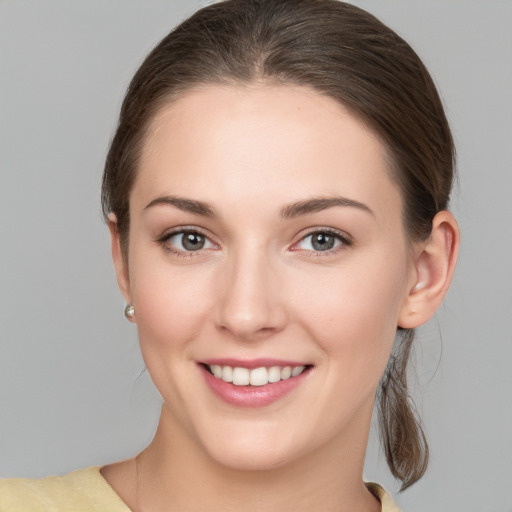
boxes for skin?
[103,84,459,511]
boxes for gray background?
[1,1,511,511]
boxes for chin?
[196,420,301,472]
[206,441,293,472]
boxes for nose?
[214,248,287,341]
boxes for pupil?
[183,232,205,251]
[312,233,334,251]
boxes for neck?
[135,404,380,512]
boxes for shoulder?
[0,467,130,512]
[365,482,402,512]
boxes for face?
[117,85,418,471]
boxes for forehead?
[133,84,401,220]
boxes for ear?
[108,214,133,320]
[398,211,459,329]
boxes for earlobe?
[398,211,459,329]
[107,214,133,310]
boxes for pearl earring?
[124,304,135,319]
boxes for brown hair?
[102,0,454,490]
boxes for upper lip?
[200,358,311,369]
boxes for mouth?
[203,363,309,386]
[198,360,313,407]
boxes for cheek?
[129,255,214,360]
[294,255,409,379]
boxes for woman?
[0,0,459,510]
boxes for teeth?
[211,365,222,378]
[249,367,268,386]
[291,366,304,377]
[268,366,281,383]
[281,366,292,380]
[221,366,233,383]
[232,367,250,385]
[208,364,306,386]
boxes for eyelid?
[290,227,352,254]
[155,225,351,257]
[155,226,220,256]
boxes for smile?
[207,364,306,386]
[200,360,312,407]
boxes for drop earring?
[124,304,135,320]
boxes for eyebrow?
[144,196,217,217]
[144,194,373,219]
[280,196,374,218]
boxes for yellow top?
[0,467,401,511]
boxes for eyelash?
[291,228,352,257]
[156,227,218,258]
[156,227,352,258]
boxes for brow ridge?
[280,196,373,218]
[144,196,216,217]
[144,195,372,219]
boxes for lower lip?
[200,365,310,408]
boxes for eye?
[294,230,350,253]
[160,229,217,253]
